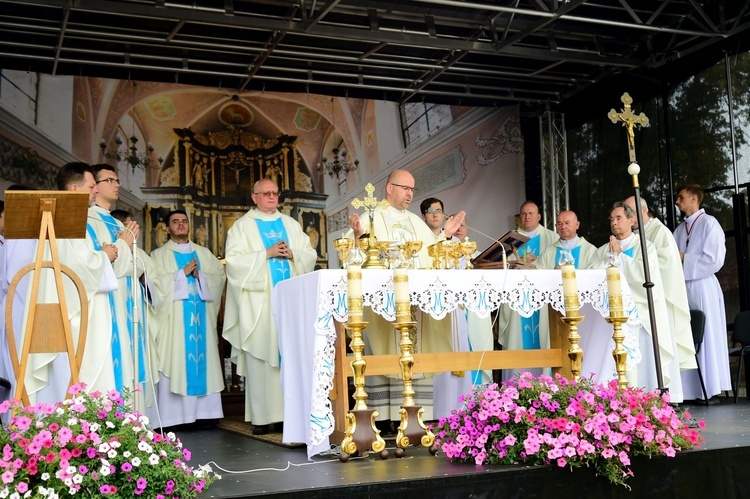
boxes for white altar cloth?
[271,269,639,458]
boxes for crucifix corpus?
[607,92,666,393]
[351,182,390,268]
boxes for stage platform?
[185,397,750,499]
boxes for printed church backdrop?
[1,76,526,266]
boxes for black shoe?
[252,424,270,435]
[273,422,284,433]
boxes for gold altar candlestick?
[340,264,386,459]
[604,262,629,389]
[560,263,584,381]
[392,269,435,455]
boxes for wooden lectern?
[4,191,89,406]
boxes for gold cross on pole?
[607,92,649,164]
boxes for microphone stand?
[448,218,508,269]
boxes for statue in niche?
[306,220,320,254]
[192,159,205,190]
[195,221,208,247]
[155,222,169,248]
[265,159,282,190]
[202,161,210,192]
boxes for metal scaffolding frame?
[539,110,568,229]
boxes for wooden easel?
[4,191,89,406]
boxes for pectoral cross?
[608,92,649,164]
[351,182,390,227]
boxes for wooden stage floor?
[183,396,750,499]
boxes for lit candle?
[347,264,363,322]
[561,263,578,297]
[502,247,507,269]
[393,267,409,303]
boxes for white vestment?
[674,209,731,399]
[591,234,683,401]
[347,205,454,421]
[85,205,137,395]
[223,209,316,425]
[642,218,696,371]
[498,225,558,381]
[148,240,226,428]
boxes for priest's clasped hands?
[267,240,293,260]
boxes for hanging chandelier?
[99,135,156,173]
[316,97,359,179]
[317,147,359,179]
[99,81,161,172]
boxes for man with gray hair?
[590,202,683,401]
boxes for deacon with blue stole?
[148,210,226,428]
[589,202,684,402]
[223,179,317,435]
[497,200,558,381]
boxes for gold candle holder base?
[560,308,585,381]
[340,409,387,458]
[391,318,435,455]
[605,312,629,389]
[340,320,388,459]
[396,405,435,451]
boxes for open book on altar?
[471,230,531,269]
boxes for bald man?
[346,169,465,427]
[623,196,696,380]
[538,210,597,269]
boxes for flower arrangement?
[432,373,704,487]
[0,384,219,498]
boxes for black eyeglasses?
[96,178,121,185]
[390,183,416,193]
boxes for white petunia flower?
[123,451,131,458]
[100,465,110,476]
[41,473,50,481]
[98,443,110,453]
[105,421,115,429]
[66,466,77,475]
[148,454,159,465]
[72,474,83,484]
[107,449,117,459]
[131,456,141,467]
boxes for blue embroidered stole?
[173,249,209,396]
[520,234,542,349]
[86,213,125,392]
[254,218,292,287]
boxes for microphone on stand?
[447,216,508,269]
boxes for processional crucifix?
[608,92,665,392]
